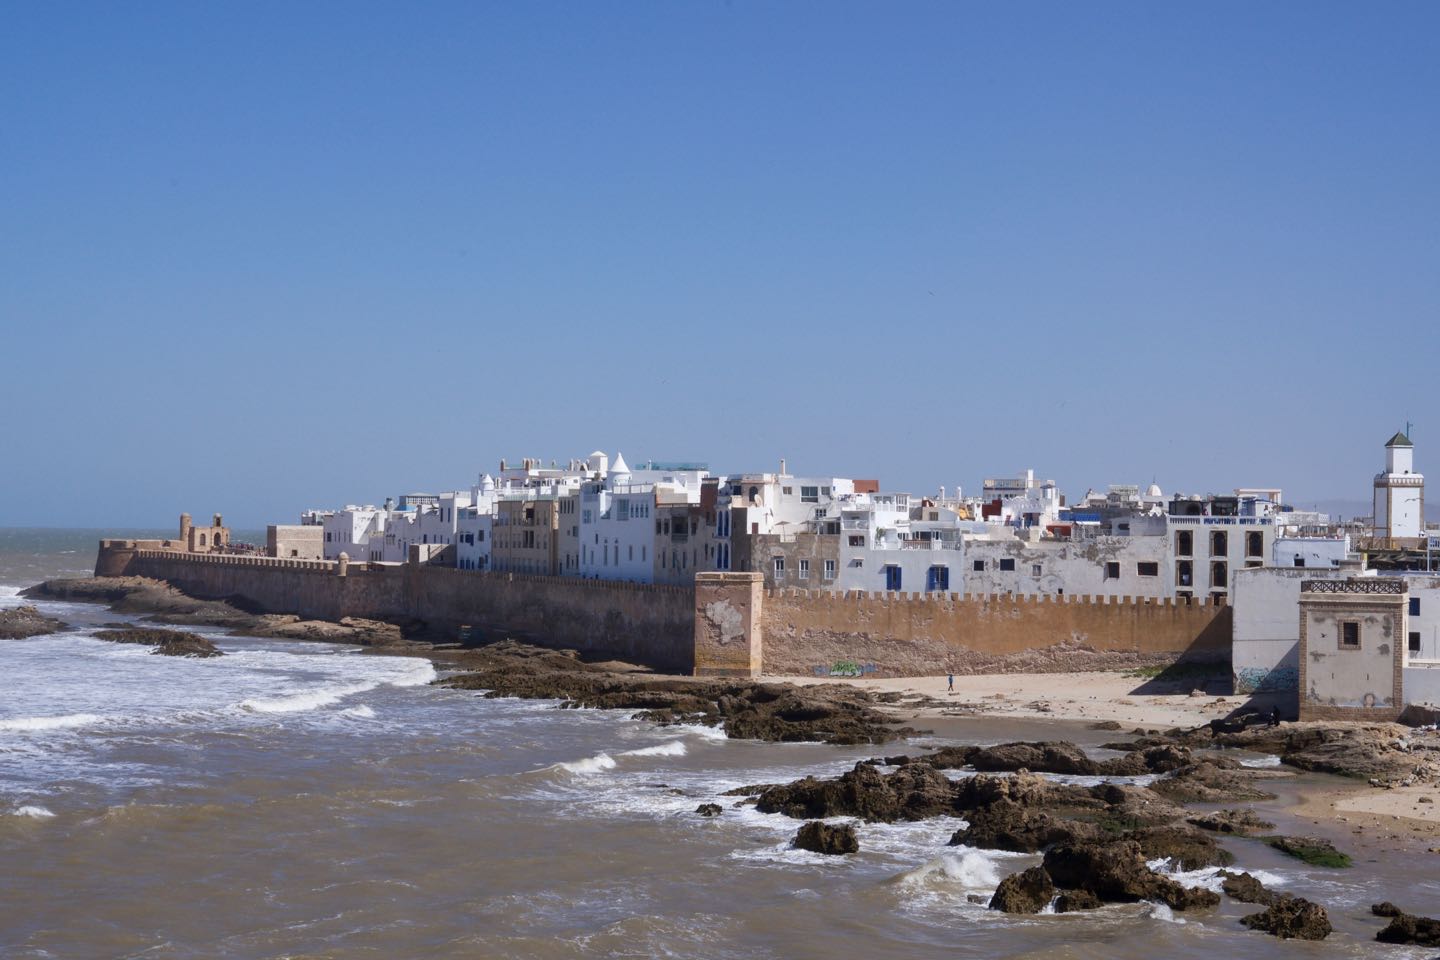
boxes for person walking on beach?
[947,673,954,694]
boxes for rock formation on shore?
[93,628,223,658]
[0,605,66,639]
[440,640,914,745]
[22,578,425,648]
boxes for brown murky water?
[2,535,1437,958]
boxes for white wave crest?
[897,848,1004,890]
[241,681,377,714]
[1147,901,1185,923]
[0,713,103,733]
[340,705,376,719]
[556,752,618,775]
[622,740,687,758]
[678,723,728,741]
[387,661,438,687]
[1239,755,1282,768]
[13,805,55,819]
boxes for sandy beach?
[780,669,1289,729]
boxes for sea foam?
[556,752,619,775]
[13,805,55,819]
[621,740,688,758]
[0,713,103,733]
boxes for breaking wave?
[621,740,687,758]
[0,713,103,733]
[12,805,55,818]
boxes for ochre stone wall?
[103,544,695,672]
[760,589,1232,677]
[693,572,763,678]
[97,544,1234,678]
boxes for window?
[1211,531,1228,556]
[1105,561,1120,580]
[1031,564,1042,577]
[1175,530,1192,557]
[885,565,902,591]
[823,559,836,580]
[1293,557,1306,568]
[782,486,793,496]
[1410,597,1421,616]
[972,560,985,572]
[1340,621,1360,649]
[927,565,950,591]
[801,486,819,503]
[798,559,810,580]
[849,535,865,547]
[1210,560,1227,588]
[773,557,785,577]
[1246,531,1263,557]
[999,558,1016,572]
[1137,562,1159,577]
[1410,632,1422,654]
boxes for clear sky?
[2,1,1436,528]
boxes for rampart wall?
[761,588,1232,676]
[96,542,1233,678]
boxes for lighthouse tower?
[1373,430,1424,541]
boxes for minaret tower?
[1373,430,1424,540]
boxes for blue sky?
[2,2,1436,528]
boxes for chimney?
[780,458,787,477]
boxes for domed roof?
[1146,482,1163,498]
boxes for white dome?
[1146,482,1163,498]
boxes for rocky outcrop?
[441,641,913,746]
[1240,896,1332,940]
[1124,825,1231,870]
[1281,728,1417,782]
[695,803,722,817]
[757,761,957,822]
[958,741,1190,777]
[1149,759,1276,804]
[93,628,222,658]
[1219,871,1277,905]
[1042,841,1220,911]
[989,867,1054,914]
[1373,905,1440,946]
[1260,835,1351,868]
[793,821,858,855]
[0,605,66,639]
[1187,808,1274,836]
[950,801,1101,853]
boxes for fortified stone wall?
[760,589,1232,677]
[102,543,695,671]
[96,543,1235,679]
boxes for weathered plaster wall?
[1297,583,1405,721]
[760,589,1231,677]
[693,572,763,678]
[1231,567,1310,693]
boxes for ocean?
[0,528,1434,958]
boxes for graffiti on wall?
[813,660,879,678]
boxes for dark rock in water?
[1219,871,1277,906]
[989,866,1054,914]
[1042,841,1220,911]
[1240,896,1332,940]
[1149,759,1275,804]
[721,784,776,797]
[949,800,1100,853]
[1371,901,1403,917]
[1187,808,1274,836]
[93,628,222,658]
[1375,909,1440,946]
[969,741,1099,775]
[1123,824,1232,870]
[914,745,980,769]
[0,605,67,639]
[757,761,955,823]
[1089,720,1123,731]
[966,894,989,905]
[695,803,722,817]
[793,821,858,855]
[1054,889,1104,913]
[1260,835,1351,868]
